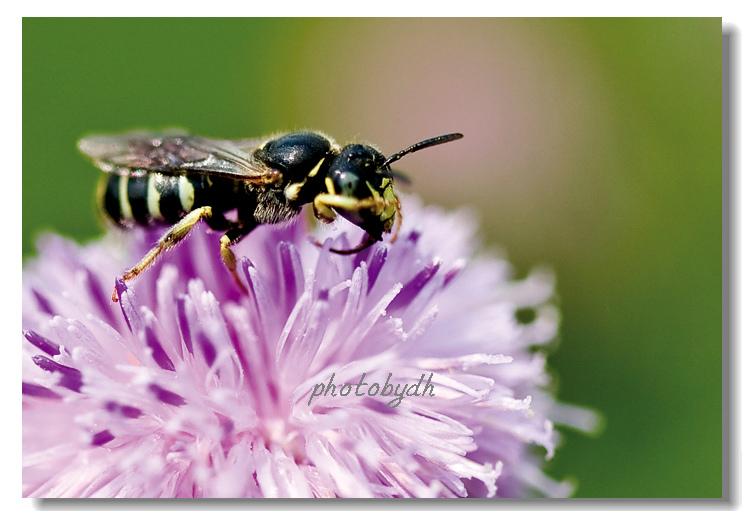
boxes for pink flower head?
[22,197,596,497]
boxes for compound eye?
[333,170,362,197]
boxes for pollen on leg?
[220,235,237,272]
[217,226,254,297]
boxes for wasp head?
[318,133,462,254]
[326,144,399,242]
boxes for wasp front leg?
[112,206,214,301]
[312,194,379,219]
[312,194,389,254]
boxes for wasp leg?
[219,225,255,297]
[112,206,213,302]
[313,194,380,217]
[312,196,337,223]
[325,234,377,255]
[389,200,402,244]
[312,194,386,254]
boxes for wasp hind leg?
[112,206,213,302]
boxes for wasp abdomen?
[101,173,212,227]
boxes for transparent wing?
[78,130,280,183]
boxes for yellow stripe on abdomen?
[147,175,164,221]
[119,175,133,222]
[178,175,195,212]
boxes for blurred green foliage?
[23,18,720,497]
[544,19,720,498]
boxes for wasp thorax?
[254,132,330,178]
[254,132,331,204]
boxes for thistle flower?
[22,197,596,498]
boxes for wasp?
[78,130,463,301]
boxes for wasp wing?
[78,130,280,184]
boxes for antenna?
[382,133,463,168]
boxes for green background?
[22,18,721,497]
